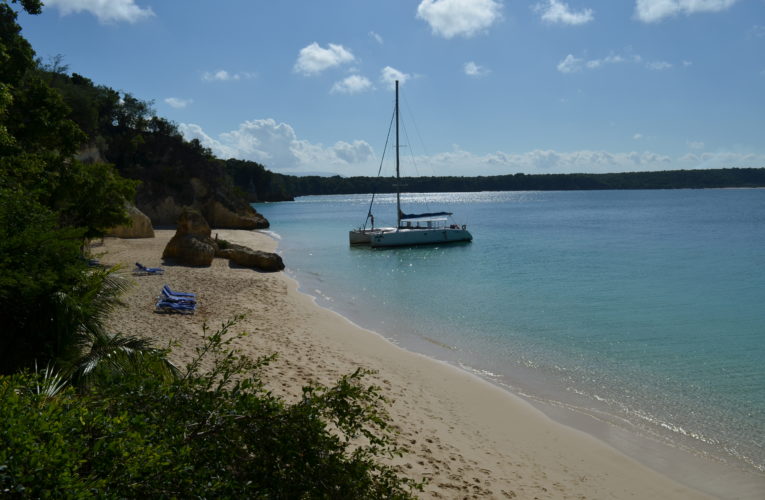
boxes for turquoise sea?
[254,189,765,483]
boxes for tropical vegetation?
[0,2,418,496]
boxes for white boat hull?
[349,227,396,245]
[370,228,472,247]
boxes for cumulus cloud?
[415,146,678,175]
[179,119,374,172]
[558,51,679,73]
[331,75,374,94]
[464,61,490,77]
[416,0,502,39]
[164,97,192,109]
[201,70,256,82]
[179,120,764,175]
[646,60,672,70]
[557,54,584,73]
[381,66,411,89]
[635,0,738,23]
[534,0,594,25]
[45,0,154,23]
[294,42,355,75]
[333,140,375,164]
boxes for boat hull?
[370,228,472,248]
[349,227,396,245]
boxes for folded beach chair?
[159,289,196,305]
[133,262,165,276]
[162,284,196,298]
[155,299,196,315]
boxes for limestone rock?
[218,244,285,272]
[205,201,270,229]
[175,208,212,238]
[140,196,185,227]
[162,209,218,266]
[106,204,154,238]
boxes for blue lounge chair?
[162,285,196,298]
[133,262,165,276]
[155,299,195,315]
[159,289,196,305]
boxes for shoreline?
[102,229,761,499]
[283,244,765,500]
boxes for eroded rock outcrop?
[205,200,269,229]
[138,196,269,229]
[162,209,217,266]
[106,204,154,238]
[162,210,283,271]
[217,243,285,272]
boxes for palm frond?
[33,360,68,399]
[71,330,180,387]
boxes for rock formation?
[217,244,285,272]
[162,210,284,272]
[137,194,269,229]
[106,204,154,238]
[162,209,217,266]
[205,200,269,229]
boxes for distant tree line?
[226,165,765,202]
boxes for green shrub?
[0,319,420,498]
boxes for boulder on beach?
[217,243,285,272]
[106,204,155,238]
[162,209,218,266]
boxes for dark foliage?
[226,167,765,201]
[0,319,419,498]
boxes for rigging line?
[400,88,464,225]
[399,91,441,217]
[362,107,396,230]
[400,91,437,177]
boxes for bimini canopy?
[399,210,453,221]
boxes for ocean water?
[253,189,765,478]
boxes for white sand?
[101,230,712,499]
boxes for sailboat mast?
[395,80,401,228]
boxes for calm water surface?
[254,189,765,477]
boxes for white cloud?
[633,133,643,140]
[381,66,411,89]
[45,0,154,23]
[178,120,765,175]
[635,0,738,23]
[416,0,502,39]
[464,61,490,77]
[558,51,680,73]
[164,97,192,109]
[646,60,673,70]
[333,141,375,164]
[293,42,355,75]
[534,0,594,25]
[369,31,384,44]
[331,75,374,94]
[179,119,374,172]
[201,70,256,82]
[557,54,584,73]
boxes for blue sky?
[16,0,765,176]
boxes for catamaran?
[348,80,472,248]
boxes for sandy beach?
[100,229,711,499]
